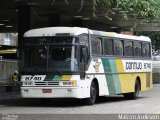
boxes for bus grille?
[34,81,59,86]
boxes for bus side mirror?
[80,63,86,80]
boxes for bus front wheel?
[84,82,97,105]
[123,80,140,100]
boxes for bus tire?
[85,82,97,105]
[123,80,140,100]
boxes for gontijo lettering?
[126,61,152,70]
[126,62,142,70]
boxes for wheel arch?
[136,76,141,91]
[92,78,99,97]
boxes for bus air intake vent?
[34,81,59,86]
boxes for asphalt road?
[0,85,160,115]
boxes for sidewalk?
[0,91,21,100]
[153,84,160,87]
[0,86,21,101]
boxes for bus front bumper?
[20,86,84,98]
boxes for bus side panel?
[139,72,153,91]
[115,59,152,93]
[102,58,122,95]
[104,58,153,94]
[115,59,135,93]
[87,58,152,96]
[86,59,109,96]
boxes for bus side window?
[142,43,151,57]
[124,41,133,56]
[91,36,102,55]
[103,38,113,55]
[134,42,142,57]
[114,39,124,56]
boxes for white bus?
[20,27,152,105]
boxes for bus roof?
[24,27,88,37]
[90,30,151,42]
[24,27,151,42]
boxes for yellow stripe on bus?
[115,59,124,73]
[61,75,72,81]
[115,59,134,93]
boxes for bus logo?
[93,62,101,72]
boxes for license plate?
[42,89,52,93]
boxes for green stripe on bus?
[102,58,122,94]
[102,59,116,94]
[53,75,62,81]
[44,75,62,81]
[44,75,54,81]
[110,59,122,94]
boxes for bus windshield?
[21,37,78,73]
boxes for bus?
[20,27,152,105]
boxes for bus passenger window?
[103,38,113,55]
[114,40,124,56]
[134,42,142,57]
[142,43,150,57]
[91,37,102,55]
[124,41,133,56]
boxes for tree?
[135,31,160,50]
[93,0,160,22]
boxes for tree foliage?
[93,0,160,21]
[53,0,160,21]
[135,31,160,50]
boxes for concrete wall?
[0,33,17,46]
[0,60,19,85]
[153,61,160,84]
